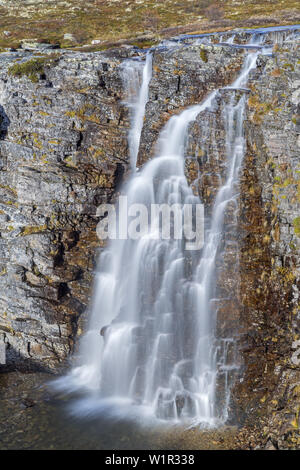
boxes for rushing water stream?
[53,25,299,428]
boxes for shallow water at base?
[0,372,238,450]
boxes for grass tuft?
[8,57,49,82]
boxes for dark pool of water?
[0,371,238,450]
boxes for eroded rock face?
[0,43,246,370]
[234,43,300,448]
[0,48,139,369]
[137,38,299,446]
[184,42,300,447]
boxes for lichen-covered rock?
[232,41,300,449]
[183,40,300,448]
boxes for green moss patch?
[8,57,50,83]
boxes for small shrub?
[8,58,49,83]
[271,68,281,77]
[200,48,208,62]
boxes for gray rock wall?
[0,48,137,369]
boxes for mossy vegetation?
[8,57,48,83]
[248,94,275,124]
[21,225,48,236]
[200,48,208,63]
[293,217,300,237]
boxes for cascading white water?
[57,34,266,425]
[121,53,152,169]
[0,81,8,137]
[189,52,260,424]
[226,34,235,44]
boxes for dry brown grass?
[0,0,299,49]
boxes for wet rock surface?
[138,44,244,166]
[185,40,300,448]
[233,41,300,449]
[0,42,246,371]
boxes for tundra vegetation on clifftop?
[0,0,300,50]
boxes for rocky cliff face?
[0,43,246,370]
[0,47,141,368]
[0,30,299,447]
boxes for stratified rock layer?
[0,48,139,368]
[235,44,300,448]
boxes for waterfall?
[190,53,259,424]
[226,34,235,44]
[121,53,152,169]
[56,36,263,425]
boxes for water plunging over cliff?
[56,43,261,426]
[121,54,152,169]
